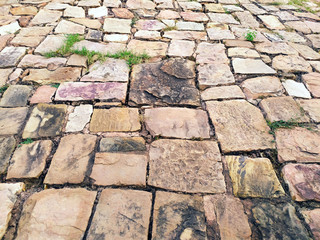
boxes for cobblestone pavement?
[1,0,320,239]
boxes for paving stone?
[204,195,252,240]
[0,16,18,26]
[176,21,204,32]
[0,183,24,239]
[81,58,129,82]
[7,140,52,179]
[0,47,26,68]
[99,137,146,152]
[90,152,147,186]
[196,42,229,64]
[197,64,234,89]
[252,202,310,239]
[22,104,67,139]
[73,40,126,55]
[226,156,285,198]
[179,1,202,11]
[86,29,102,41]
[241,76,284,100]
[44,2,69,9]
[201,85,245,101]
[275,11,299,21]
[272,55,312,73]
[78,0,100,7]
[207,28,235,40]
[66,54,86,67]
[260,96,309,122]
[205,3,225,12]
[127,40,168,57]
[54,19,85,34]
[235,11,259,28]
[293,12,320,21]
[163,30,207,40]
[302,72,320,97]
[103,18,131,33]
[276,127,320,163]
[112,8,135,18]
[282,80,311,99]
[135,30,161,40]
[16,188,96,240]
[144,107,210,139]
[0,136,15,174]
[148,139,225,193]
[167,39,195,57]
[104,34,129,42]
[87,189,151,240]
[305,20,320,33]
[285,21,311,34]
[152,191,206,240]
[44,134,96,184]
[64,6,85,18]
[0,85,32,107]
[0,68,12,86]
[0,21,20,36]
[11,26,52,47]
[0,107,28,135]
[282,163,320,201]
[231,26,268,42]
[258,15,285,29]
[255,42,298,55]
[10,6,38,15]
[223,5,244,12]
[306,34,320,48]
[30,9,62,25]
[208,13,239,24]
[181,11,209,22]
[228,47,260,58]
[69,18,102,29]
[88,6,109,18]
[24,67,81,85]
[156,9,180,19]
[130,59,199,106]
[288,42,320,60]
[90,108,140,132]
[0,35,13,52]
[103,0,121,7]
[301,209,320,240]
[66,105,93,132]
[135,19,165,30]
[243,3,266,14]
[297,99,320,122]
[232,58,276,74]
[206,100,274,152]
[34,35,65,55]
[126,0,156,9]
[277,30,307,43]
[29,86,56,104]
[55,82,127,102]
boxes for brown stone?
[10,6,38,15]
[0,107,28,135]
[44,134,97,184]
[0,137,15,174]
[112,8,134,18]
[201,86,245,101]
[302,72,320,97]
[272,55,312,73]
[301,209,320,239]
[18,54,66,69]
[16,188,96,240]
[29,86,56,104]
[297,99,320,122]
[127,40,168,57]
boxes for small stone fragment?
[0,136,15,174]
[0,85,32,107]
[0,47,26,68]
[282,80,311,99]
[65,105,93,132]
[99,137,146,152]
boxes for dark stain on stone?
[0,136,16,174]
[99,137,146,152]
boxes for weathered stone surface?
[235,11,259,28]
[255,42,297,55]
[54,19,85,34]
[103,18,131,33]
[90,152,147,186]
[88,6,109,18]
[201,85,245,101]
[81,58,129,82]
[86,29,103,42]
[87,189,152,240]
[0,47,26,67]
[90,108,140,132]
[227,47,259,58]
[302,72,320,97]
[16,188,96,240]
[252,202,310,240]
[285,21,311,34]
[224,39,254,48]
[24,67,81,84]
[196,42,228,64]
[258,15,285,29]
[179,1,202,10]
[282,80,311,99]
[99,137,146,152]
[204,195,252,240]
[79,0,100,6]
[34,35,65,55]
[176,21,204,31]
[277,30,307,43]
[144,107,210,139]
[0,68,12,87]
[7,140,52,179]
[69,18,101,29]
[55,82,127,102]
[127,0,156,9]
[30,9,62,25]
[10,6,38,15]
[207,100,274,152]
[241,76,284,100]
[276,127,320,163]
[72,41,122,56]
[0,21,20,36]
[67,54,87,67]
[307,34,320,48]
[260,96,309,122]
[181,11,209,22]
[283,163,320,202]
[232,58,276,74]
[64,6,85,18]
[22,104,67,139]
[205,3,224,12]
[272,55,312,73]
[29,86,56,104]
[130,59,199,106]
[208,13,239,24]
[226,156,284,198]
[301,209,320,240]
[289,42,320,60]
[207,28,235,40]
[135,19,165,30]
[305,20,320,33]
[163,30,207,40]
[0,85,32,107]
[65,105,93,132]
[297,99,320,122]
[0,107,28,135]
[0,137,15,174]
[148,139,225,193]
[44,134,96,184]
[135,30,161,40]
[104,33,129,42]
[168,39,195,57]
[152,191,206,240]
[127,40,168,57]
[0,183,24,239]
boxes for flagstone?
[157,9,180,19]
[275,11,299,21]
[181,11,209,22]
[0,85,32,107]
[99,137,146,152]
[201,85,245,101]
[176,21,204,31]
[0,21,20,36]
[73,40,126,55]
[224,39,254,48]
[0,47,26,68]
[103,18,131,33]
[235,11,260,28]
[88,6,109,18]
[208,13,239,24]
[10,6,38,15]
[288,42,320,60]
[78,0,100,6]
[302,72,320,97]
[228,47,259,58]
[34,35,65,55]
[282,80,311,99]
[205,3,225,12]
[168,39,195,57]
[196,42,229,64]
[0,68,12,87]
[126,0,156,9]
[0,136,15,174]
[207,28,235,40]
[67,54,87,67]
[179,1,202,10]
[0,35,13,52]
[305,20,320,33]
[112,8,134,18]
[255,42,298,55]
[69,18,101,29]
[272,55,312,72]
[54,19,85,34]
[29,86,56,104]
[135,30,161,40]
[86,29,102,42]
[0,107,28,135]
[44,2,69,9]
[243,3,266,14]
[258,15,285,29]
[30,9,62,25]
[285,21,311,34]
[233,58,276,74]
[64,6,85,18]
[301,209,320,239]
[65,105,93,132]
[0,16,18,26]
[135,19,165,30]
[306,34,320,48]
[163,30,207,40]
[277,30,306,43]
[297,99,320,122]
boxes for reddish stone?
[18,16,32,27]
[29,86,57,104]
[302,209,320,239]
[112,8,134,19]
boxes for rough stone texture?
[252,202,310,240]
[307,34,320,48]
[201,86,245,101]
[272,55,312,73]
[258,15,285,29]
[163,30,207,40]
[196,42,228,64]
[297,99,320,122]
[302,72,320,97]
[55,82,127,102]
[0,68,13,87]
[0,183,24,239]
[301,209,320,240]
[0,137,15,174]
[16,188,96,240]
[127,0,156,10]
[148,139,225,193]
[30,9,62,25]
[255,42,297,55]
[54,19,85,34]
[127,40,168,57]
[282,80,311,99]
[232,58,276,74]
[289,42,320,60]
[99,137,146,152]
[152,191,206,240]
[22,104,67,139]
[70,18,101,29]
[91,151,147,186]
[130,59,199,106]
[283,163,320,202]
[87,189,152,240]
[0,47,26,67]
[226,156,285,198]
[34,35,65,55]
[10,6,38,15]
[0,107,28,135]
[168,40,195,57]
[227,47,259,58]
[7,140,52,179]
[241,76,284,100]
[103,18,131,33]
[204,195,252,240]
[29,86,56,104]
[206,100,274,152]
[65,105,93,132]
[90,108,140,132]
[144,107,210,139]
[44,134,97,184]
[276,127,320,163]
[18,54,66,69]
[0,85,32,107]
[260,96,309,122]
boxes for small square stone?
[0,107,29,135]
[103,18,131,33]
[0,85,32,107]
[168,40,195,57]
[0,47,26,67]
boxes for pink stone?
[180,11,209,22]
[29,86,57,104]
[55,82,127,102]
[301,209,320,239]
[157,10,180,19]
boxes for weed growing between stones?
[163,26,178,31]
[267,119,314,136]
[244,30,257,42]
[50,83,60,88]
[0,84,8,94]
[18,138,34,147]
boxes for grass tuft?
[244,30,257,41]
[267,119,313,136]
[18,138,34,147]
[51,83,60,88]
[163,26,178,31]
[0,84,9,94]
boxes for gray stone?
[65,105,93,132]
[0,136,15,174]
[0,85,32,107]
[0,47,26,67]
[232,58,276,74]
[99,137,146,152]
[0,107,28,135]
[282,80,311,99]
[54,20,85,34]
[272,55,312,73]
[30,9,62,25]
[34,35,65,55]
[201,85,245,101]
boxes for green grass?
[44,34,83,58]
[289,0,306,6]
[267,119,313,136]
[18,138,34,147]
[163,26,178,31]
[0,84,8,94]
[244,30,257,42]
[51,83,60,88]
